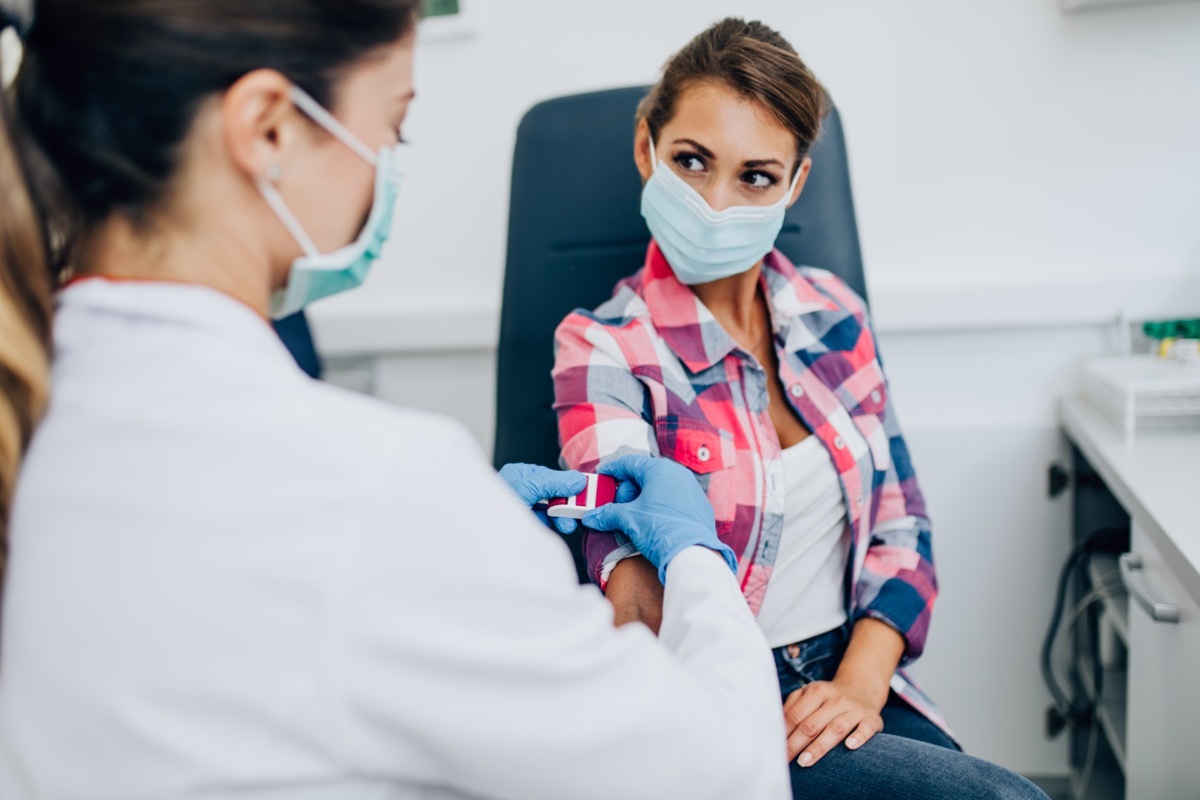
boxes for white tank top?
[755,435,850,648]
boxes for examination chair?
[494,86,866,581]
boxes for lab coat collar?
[55,278,298,372]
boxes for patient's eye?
[743,170,778,190]
[674,152,706,173]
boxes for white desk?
[1059,397,1200,800]
[1060,398,1200,606]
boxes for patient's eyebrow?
[673,138,715,159]
[743,158,785,170]
[672,140,785,170]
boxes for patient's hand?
[783,618,902,766]
[783,679,883,767]
[605,556,664,634]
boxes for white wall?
[311,0,1200,343]
[313,0,1200,779]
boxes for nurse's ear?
[633,118,654,183]
[786,156,813,209]
[219,69,304,181]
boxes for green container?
[424,0,461,18]
[1143,319,1200,340]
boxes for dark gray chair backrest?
[494,86,865,476]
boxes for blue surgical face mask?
[257,86,405,320]
[640,138,802,286]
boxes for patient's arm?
[606,556,665,635]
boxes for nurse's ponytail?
[0,3,53,576]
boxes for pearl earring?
[266,163,283,182]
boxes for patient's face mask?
[640,138,802,286]
[257,86,405,320]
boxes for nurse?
[0,2,788,798]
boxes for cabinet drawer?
[1124,522,1200,800]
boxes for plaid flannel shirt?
[552,242,952,737]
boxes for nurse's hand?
[497,463,588,534]
[783,679,884,767]
[582,455,737,583]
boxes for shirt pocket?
[655,415,737,528]
[654,415,732,475]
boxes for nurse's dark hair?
[637,17,829,173]
[0,0,420,569]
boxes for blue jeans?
[776,625,1049,800]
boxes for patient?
[553,17,1049,800]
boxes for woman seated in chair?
[552,17,1048,800]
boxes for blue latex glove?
[497,463,589,535]
[581,455,738,583]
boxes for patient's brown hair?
[637,17,830,172]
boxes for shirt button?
[834,437,845,450]
[871,390,882,404]
[855,497,863,508]
[697,445,711,463]
[790,384,804,398]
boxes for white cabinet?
[1124,522,1200,800]
[1061,399,1200,800]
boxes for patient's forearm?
[605,556,665,634]
[833,618,906,709]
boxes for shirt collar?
[639,242,843,373]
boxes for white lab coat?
[0,281,789,800]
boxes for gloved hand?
[581,455,738,583]
[497,463,589,534]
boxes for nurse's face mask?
[257,86,405,319]
[640,137,802,286]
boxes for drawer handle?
[1119,552,1180,624]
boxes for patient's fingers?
[783,681,884,766]
[785,699,838,762]
[783,684,826,735]
[844,716,882,751]
[799,710,863,767]
[782,686,830,762]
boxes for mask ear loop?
[778,159,805,206]
[257,173,321,258]
[289,86,378,166]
